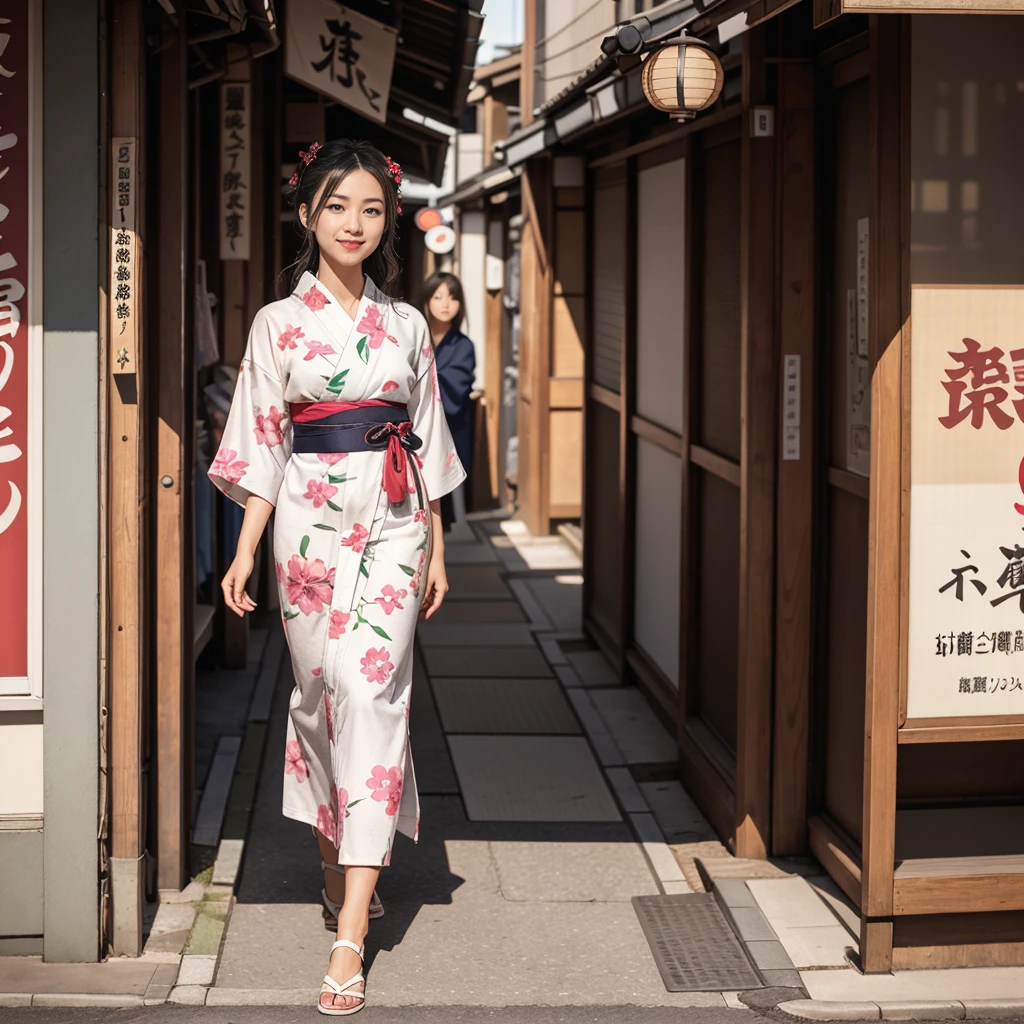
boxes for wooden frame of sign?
[815,0,1024,26]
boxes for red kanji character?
[938,338,1014,430]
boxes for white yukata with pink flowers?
[209,271,466,866]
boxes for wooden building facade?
[506,0,1024,972]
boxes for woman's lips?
[339,240,363,250]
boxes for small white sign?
[286,0,397,125]
[220,81,251,261]
[485,253,504,291]
[751,106,774,138]
[782,354,801,461]
[111,138,139,372]
[425,224,456,255]
[846,287,871,475]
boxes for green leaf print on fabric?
[283,610,299,620]
[397,564,416,576]
[356,335,369,363]
[300,535,310,558]
[313,523,337,532]
[346,798,365,810]
[326,499,342,512]
[370,623,392,641]
[324,368,349,394]
[327,473,351,485]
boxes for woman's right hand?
[222,550,257,617]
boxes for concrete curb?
[778,998,1024,1021]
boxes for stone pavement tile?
[878,1001,964,1021]
[640,780,718,843]
[32,994,145,1008]
[366,893,729,1006]
[427,599,526,624]
[801,966,1024,1003]
[183,900,229,955]
[747,878,840,929]
[714,879,757,909]
[417,622,537,647]
[555,663,585,687]
[450,735,621,823]
[761,969,804,989]
[629,812,689,887]
[605,766,649,814]
[522,576,583,632]
[143,962,179,1005]
[962,1000,1024,1018]
[745,940,795,971]
[727,907,777,941]
[168,985,208,1005]
[177,954,217,987]
[422,645,552,678]
[411,659,459,795]
[807,873,860,941]
[445,565,512,600]
[588,688,677,764]
[0,994,31,1007]
[432,677,580,734]
[778,999,881,1020]
[143,903,196,954]
[567,649,619,687]
[490,835,661,902]
[771,925,854,969]
[443,542,499,564]
[0,957,159,995]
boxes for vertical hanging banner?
[0,1,30,685]
[110,138,138,373]
[220,80,251,261]
[285,0,397,125]
[908,287,1024,718]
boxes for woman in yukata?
[422,271,476,531]
[209,139,466,1016]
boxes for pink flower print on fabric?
[366,765,403,816]
[317,452,347,466]
[284,554,335,615]
[316,802,336,844]
[275,560,286,584]
[253,405,285,448]
[328,609,351,640]
[284,740,308,782]
[324,692,334,745]
[382,380,399,392]
[374,584,407,616]
[212,448,248,485]
[360,646,394,685]
[277,324,304,351]
[302,285,330,311]
[341,523,369,554]
[446,451,458,469]
[303,338,336,362]
[413,508,428,524]
[430,360,441,403]
[356,304,398,349]
[409,549,426,595]
[303,478,338,509]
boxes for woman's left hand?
[420,554,449,620]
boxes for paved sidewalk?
[191,514,741,1009]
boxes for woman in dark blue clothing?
[422,271,476,529]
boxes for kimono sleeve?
[208,311,291,508]
[409,317,467,502]
[437,334,476,419]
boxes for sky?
[476,0,523,66]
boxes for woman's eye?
[365,207,381,216]
[328,203,343,212]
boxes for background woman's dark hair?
[282,139,401,297]
[421,271,466,334]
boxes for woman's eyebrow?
[327,193,384,204]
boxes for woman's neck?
[428,316,451,344]
[315,252,365,319]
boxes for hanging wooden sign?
[220,80,251,261]
[110,138,138,374]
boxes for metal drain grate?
[632,893,764,992]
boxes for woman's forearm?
[428,497,444,561]
[238,495,275,557]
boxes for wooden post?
[772,42,817,855]
[108,0,145,956]
[860,14,908,973]
[735,25,777,860]
[154,23,192,893]
[520,0,536,129]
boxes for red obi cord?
[290,398,405,423]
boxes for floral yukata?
[209,271,466,865]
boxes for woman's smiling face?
[300,168,387,269]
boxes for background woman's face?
[428,283,460,325]
[300,168,387,270]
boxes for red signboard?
[0,1,31,681]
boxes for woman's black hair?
[282,139,402,297]
[421,271,466,334]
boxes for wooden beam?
[735,23,777,861]
[860,14,908,973]
[772,52,816,856]
[108,0,145,957]
[154,24,192,893]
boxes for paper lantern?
[641,38,724,122]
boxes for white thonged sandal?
[311,826,384,926]
[321,860,384,928]
[318,938,365,1016]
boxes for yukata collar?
[292,270,386,315]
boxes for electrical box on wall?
[751,106,774,137]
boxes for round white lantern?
[641,38,724,122]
